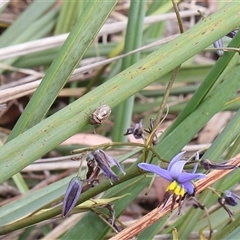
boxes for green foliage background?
[0,1,240,239]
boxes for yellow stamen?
[166,181,185,197]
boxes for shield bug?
[90,104,111,125]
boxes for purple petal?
[134,120,143,131]
[93,149,110,167]
[124,127,134,135]
[231,192,240,200]
[168,152,186,171]
[177,172,206,184]
[192,162,199,174]
[213,39,224,56]
[124,120,143,139]
[98,162,119,181]
[182,181,195,195]
[103,151,126,175]
[138,163,173,181]
[170,160,187,179]
[93,150,119,181]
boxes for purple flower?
[138,152,206,212]
[92,149,125,183]
[138,152,206,195]
[62,177,82,217]
[222,190,240,206]
[217,190,240,218]
[124,120,143,139]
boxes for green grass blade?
[7,0,117,141]
[61,176,149,239]
[0,0,57,47]
[0,8,59,74]
[0,2,239,183]
[61,64,240,239]
[212,211,240,240]
[112,0,147,142]
[163,30,240,137]
[54,1,80,34]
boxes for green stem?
[71,141,166,163]
[0,165,143,234]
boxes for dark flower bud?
[87,167,100,185]
[62,177,82,217]
[86,153,97,179]
[222,190,240,206]
[213,39,224,56]
[200,159,237,171]
[226,30,237,38]
[124,120,143,139]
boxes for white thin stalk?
[0,10,206,61]
[0,34,179,104]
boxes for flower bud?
[124,120,143,139]
[222,190,240,207]
[62,177,82,217]
[226,30,237,38]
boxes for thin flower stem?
[207,47,240,53]
[71,141,167,162]
[77,153,85,177]
[91,208,119,234]
[198,204,213,239]
[171,0,184,33]
[207,187,221,198]
[71,142,145,153]
[144,172,156,196]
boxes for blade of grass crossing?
[112,0,147,142]
[162,28,240,137]
[0,0,57,47]
[0,8,59,74]
[54,1,80,34]
[8,0,117,193]
[7,0,118,142]
[0,3,239,183]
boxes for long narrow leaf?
[0,2,239,184]
[7,0,117,141]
